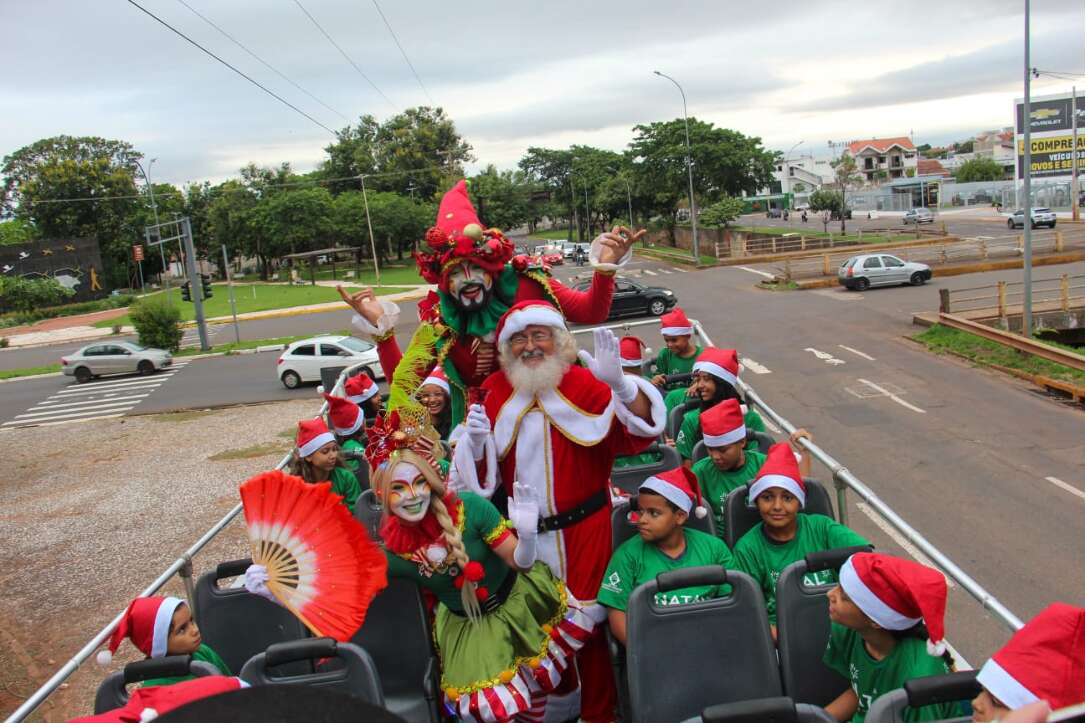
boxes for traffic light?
[200,273,213,299]
[181,281,191,302]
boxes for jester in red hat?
[339,179,644,428]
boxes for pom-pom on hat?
[692,347,740,388]
[659,307,693,337]
[748,442,806,508]
[344,373,378,405]
[839,552,948,656]
[97,596,185,665]
[701,398,746,447]
[619,336,646,368]
[420,367,450,395]
[639,466,708,519]
[495,300,567,347]
[976,602,1085,710]
[322,393,364,437]
[296,418,336,458]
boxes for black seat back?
[352,578,440,722]
[747,430,776,452]
[194,558,310,676]
[611,444,682,495]
[776,545,873,706]
[611,496,715,551]
[94,656,220,713]
[865,671,978,723]
[240,637,384,706]
[724,478,835,549]
[666,399,698,440]
[702,696,838,723]
[626,568,781,723]
[354,488,384,540]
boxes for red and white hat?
[619,336,646,368]
[659,307,693,337]
[639,466,708,519]
[72,675,248,722]
[692,347,739,388]
[748,442,805,508]
[322,393,364,437]
[97,596,185,664]
[701,398,746,447]
[495,300,567,347]
[344,373,378,405]
[839,552,948,656]
[977,602,1085,710]
[296,418,336,458]
[420,366,450,395]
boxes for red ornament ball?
[474,586,490,602]
[464,561,485,583]
[425,227,449,250]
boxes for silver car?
[838,254,932,291]
[1008,207,1057,229]
[62,341,172,383]
[903,208,935,224]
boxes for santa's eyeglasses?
[508,330,553,347]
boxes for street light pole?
[1022,0,1033,337]
[1073,84,1080,222]
[134,158,169,293]
[606,166,635,227]
[359,175,382,287]
[654,70,699,261]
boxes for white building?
[845,137,919,184]
[767,153,832,195]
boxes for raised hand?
[508,482,540,538]
[337,285,384,326]
[578,327,638,403]
[595,225,646,265]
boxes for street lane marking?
[27,394,150,411]
[804,348,846,365]
[838,345,876,361]
[1045,476,1085,503]
[53,378,172,396]
[658,268,673,274]
[54,374,175,391]
[857,379,926,414]
[735,265,775,278]
[674,267,688,273]
[741,358,772,374]
[13,400,140,420]
[856,502,956,588]
[642,269,658,276]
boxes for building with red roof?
[844,136,919,184]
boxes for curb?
[0,371,63,384]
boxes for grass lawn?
[273,264,424,286]
[913,324,1085,386]
[0,364,61,380]
[525,228,575,240]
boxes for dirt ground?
[0,399,318,721]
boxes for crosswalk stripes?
[658,268,672,274]
[642,269,658,276]
[180,326,220,349]
[2,361,189,428]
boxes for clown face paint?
[447,261,493,311]
[387,463,432,522]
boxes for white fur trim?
[349,300,401,339]
[493,387,616,460]
[612,374,667,439]
[660,326,693,337]
[620,358,643,367]
[347,384,379,405]
[977,658,1040,710]
[496,305,567,346]
[839,558,921,631]
[139,708,159,722]
[748,474,806,508]
[420,376,450,395]
[332,409,364,437]
[692,360,737,387]
[702,425,746,447]
[96,649,112,665]
[588,233,633,271]
[298,431,336,458]
[640,476,693,514]
[151,597,184,659]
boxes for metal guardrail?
[943,273,1085,315]
[5,322,1026,722]
[715,226,945,260]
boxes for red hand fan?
[240,470,388,641]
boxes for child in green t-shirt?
[732,441,867,636]
[96,596,231,686]
[674,347,765,464]
[614,336,664,469]
[648,307,703,393]
[289,417,361,512]
[598,467,735,645]
[323,392,368,475]
[823,552,955,723]
[691,398,766,542]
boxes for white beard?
[505,353,569,395]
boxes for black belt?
[536,490,608,534]
[449,570,518,616]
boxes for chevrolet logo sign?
[1031,108,1060,120]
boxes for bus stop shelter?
[281,246,364,285]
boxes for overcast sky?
[2,0,1082,188]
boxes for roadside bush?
[129,297,183,352]
[0,337,8,348]
[0,293,134,327]
[0,276,74,314]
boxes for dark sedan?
[575,277,678,320]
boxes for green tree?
[699,196,745,228]
[808,189,844,215]
[955,157,1004,183]
[469,165,533,231]
[363,191,432,263]
[955,140,974,154]
[0,276,74,313]
[257,187,334,256]
[830,154,862,232]
[0,218,37,245]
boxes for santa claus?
[339,179,643,427]
[450,300,667,723]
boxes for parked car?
[277,335,384,389]
[62,341,172,383]
[1008,207,1057,229]
[766,208,783,218]
[574,277,677,319]
[838,254,932,291]
[903,208,935,224]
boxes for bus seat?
[611,444,682,495]
[240,637,384,706]
[611,495,715,552]
[865,671,978,723]
[702,696,838,722]
[723,478,835,550]
[94,656,220,713]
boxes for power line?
[370,0,434,106]
[175,0,351,124]
[291,0,398,111]
[126,0,338,135]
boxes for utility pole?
[1073,85,1080,222]
[222,244,241,345]
[1022,0,1034,337]
[134,158,169,297]
[654,71,699,261]
[360,175,382,287]
[181,218,210,351]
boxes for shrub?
[0,337,8,348]
[129,297,183,352]
[0,276,74,314]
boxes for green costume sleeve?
[330,467,361,512]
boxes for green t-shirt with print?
[732,513,869,624]
[341,438,365,474]
[598,528,734,612]
[139,644,231,687]
[823,623,953,722]
[692,450,766,544]
[613,449,663,469]
[650,346,703,391]
[676,407,766,459]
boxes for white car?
[277,335,384,389]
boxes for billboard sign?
[1016,134,1085,178]
[1015,96,1084,134]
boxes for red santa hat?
[977,602,1085,710]
[322,392,364,437]
[344,373,378,405]
[71,675,248,722]
[701,398,747,447]
[420,366,450,395]
[96,596,185,665]
[639,466,708,519]
[692,347,739,388]
[619,336,646,368]
[296,417,336,458]
[839,552,948,656]
[495,300,567,347]
[659,307,693,337]
[748,442,806,508]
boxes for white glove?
[465,404,491,458]
[509,482,539,568]
[578,327,638,403]
[244,564,277,604]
